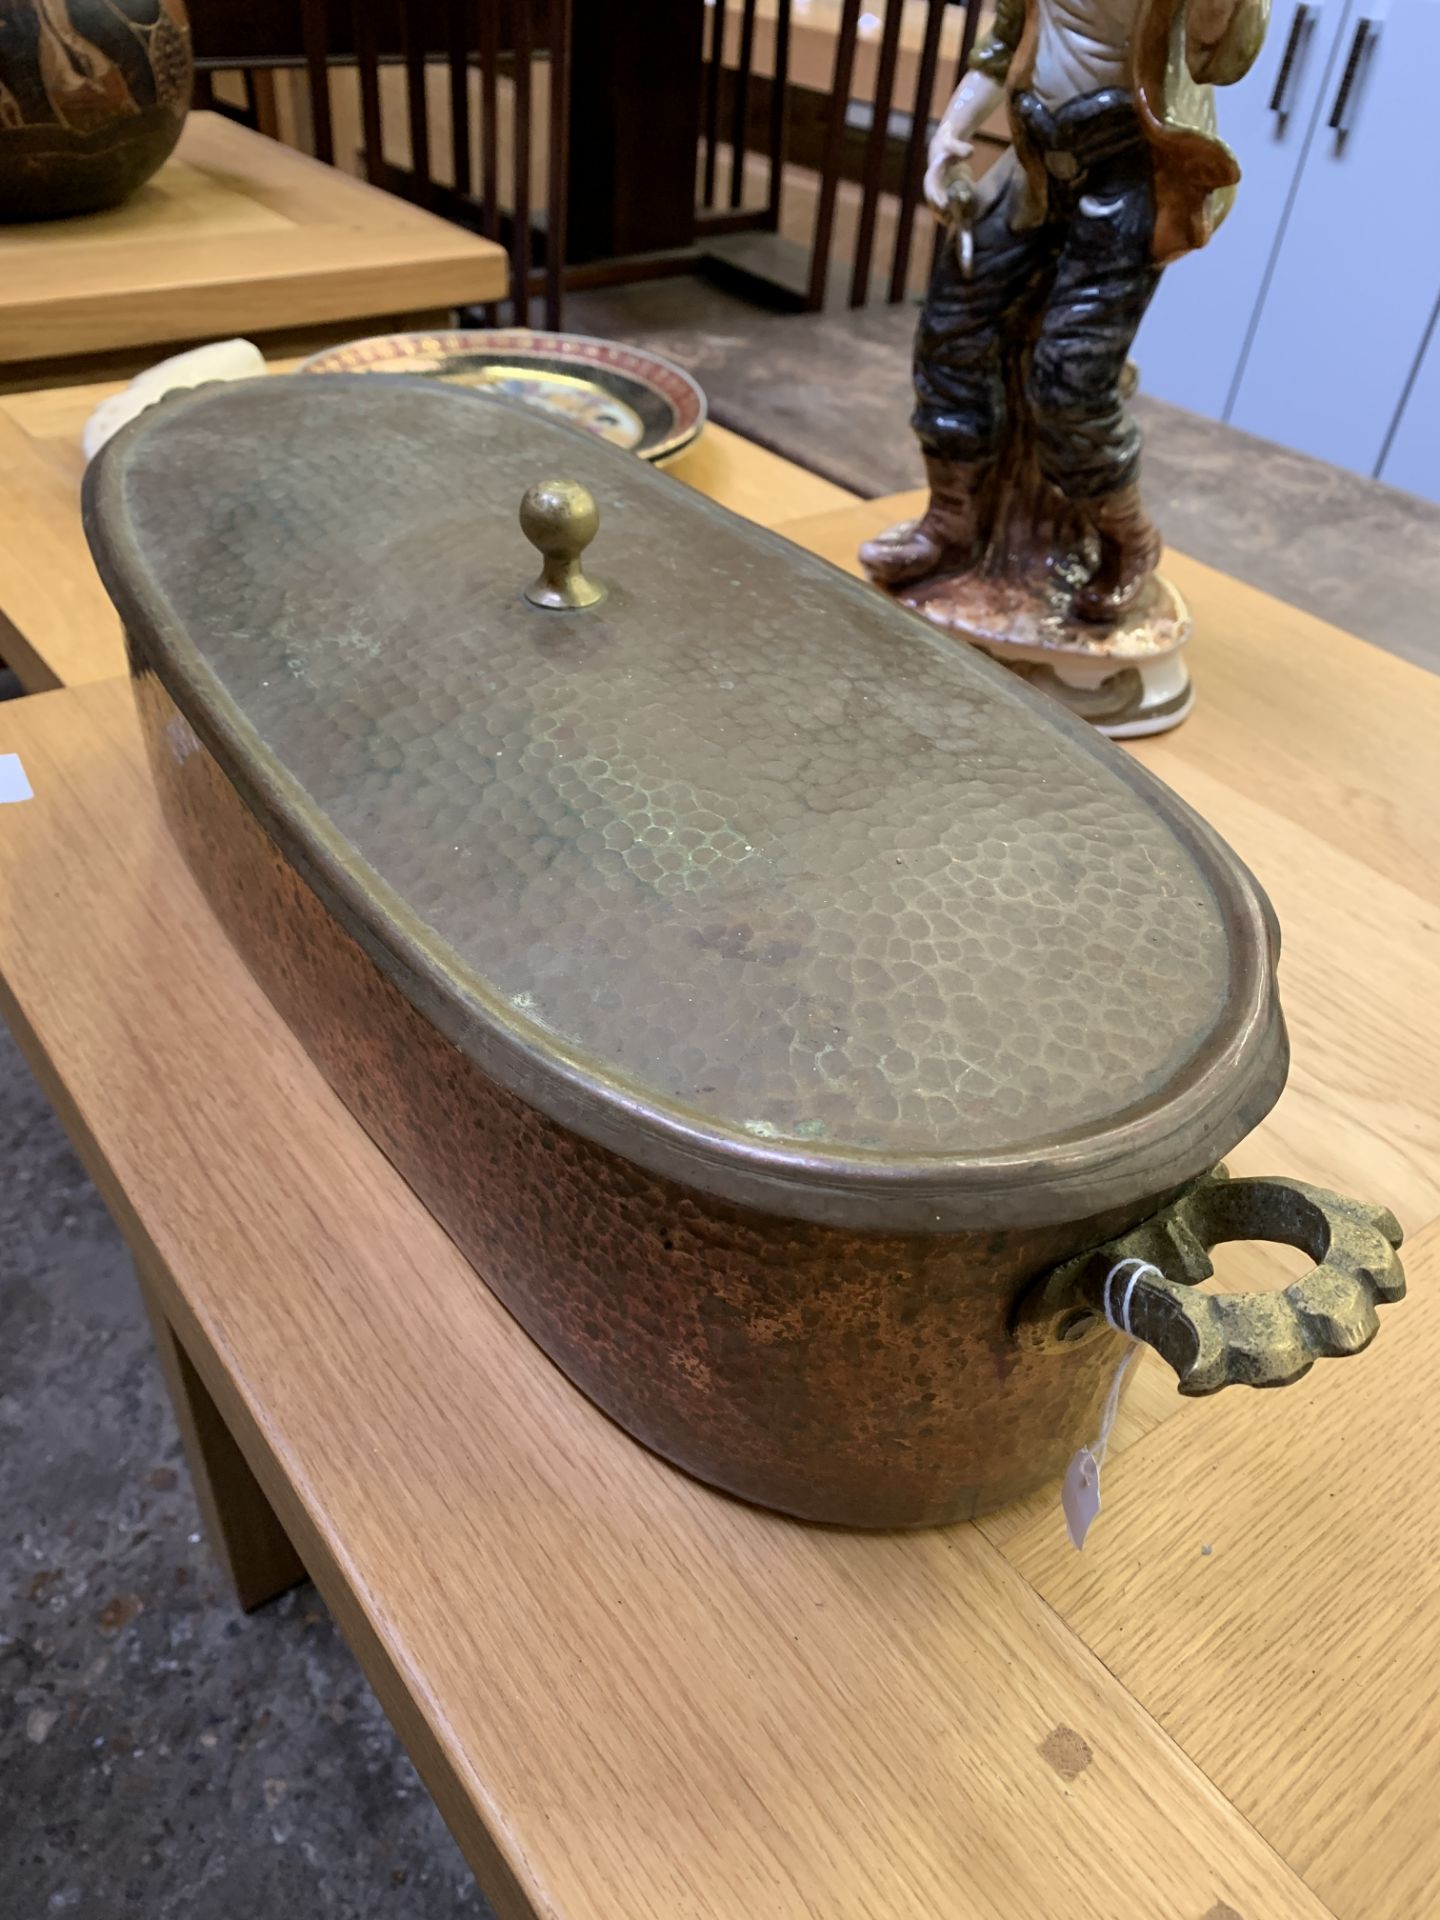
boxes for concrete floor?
[0,1016,492,1917]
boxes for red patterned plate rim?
[297,328,707,462]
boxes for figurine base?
[887,567,1193,739]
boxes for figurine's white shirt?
[1029,0,1143,105]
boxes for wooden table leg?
[566,0,707,263]
[134,1255,306,1612]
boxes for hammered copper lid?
[85,376,1286,1230]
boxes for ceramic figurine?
[0,0,191,222]
[861,0,1271,735]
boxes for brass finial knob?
[520,479,605,610]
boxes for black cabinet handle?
[1329,17,1378,134]
[1269,3,1316,114]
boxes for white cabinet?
[1380,305,1440,497]
[1136,0,1353,419]
[1230,0,1440,472]
[1136,0,1440,502]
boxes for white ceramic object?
[83,338,267,461]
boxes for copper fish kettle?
[83,377,1404,1527]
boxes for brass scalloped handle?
[1014,1168,1404,1394]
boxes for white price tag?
[1060,1338,1140,1550]
[1062,1445,1104,1549]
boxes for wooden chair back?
[697,0,988,312]
[188,1,571,328]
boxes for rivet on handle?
[520,479,605,611]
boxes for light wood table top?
[0,364,854,694]
[0,112,506,379]
[1,488,1436,1918]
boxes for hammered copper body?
[84,377,1400,1527]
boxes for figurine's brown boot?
[859,457,988,586]
[1074,482,1164,621]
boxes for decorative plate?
[297,329,706,462]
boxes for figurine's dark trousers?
[913,87,1158,500]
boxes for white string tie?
[1102,1255,1163,1341]
[1063,1257,1167,1545]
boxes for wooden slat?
[889,0,948,302]
[703,0,728,208]
[351,0,385,184]
[250,68,282,141]
[767,0,793,228]
[480,0,500,236]
[730,0,760,208]
[400,0,435,207]
[447,0,473,197]
[238,66,260,132]
[807,0,862,310]
[850,0,906,305]
[301,0,335,164]
[545,0,573,330]
[511,0,533,325]
[478,0,501,323]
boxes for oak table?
[1,488,1437,1918]
[0,368,854,694]
[0,111,507,385]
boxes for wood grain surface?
[0,404,119,694]
[1,486,1434,1917]
[0,112,506,372]
[999,1219,1440,1920]
[0,357,854,693]
[661,425,857,523]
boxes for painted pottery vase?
[0,0,192,221]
